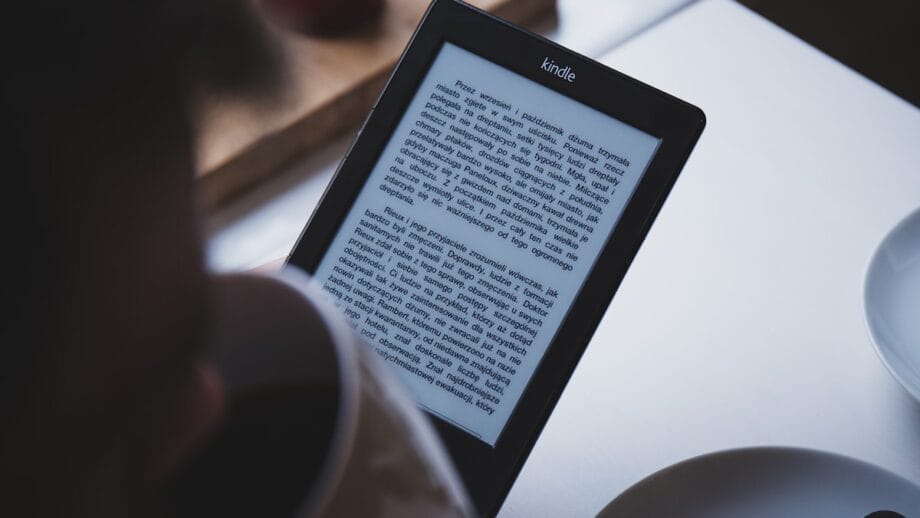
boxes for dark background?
[739,0,919,107]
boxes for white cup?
[166,267,474,517]
[864,206,920,402]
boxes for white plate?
[598,447,920,517]
[865,206,920,402]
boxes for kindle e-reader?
[287,1,705,514]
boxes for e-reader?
[287,1,705,514]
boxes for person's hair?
[0,0,282,445]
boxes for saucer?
[598,447,920,517]
[864,206,920,402]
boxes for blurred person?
[0,2,470,517]
[0,2,285,515]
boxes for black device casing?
[288,1,705,514]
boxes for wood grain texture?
[196,0,556,209]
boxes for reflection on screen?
[313,43,660,445]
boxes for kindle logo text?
[541,57,575,82]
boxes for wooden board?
[196,0,556,209]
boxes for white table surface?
[500,1,920,516]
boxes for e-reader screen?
[312,42,660,445]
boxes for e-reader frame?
[287,0,705,514]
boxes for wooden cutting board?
[196,0,556,209]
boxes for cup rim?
[260,266,363,517]
[862,205,920,402]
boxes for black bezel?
[287,1,705,515]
